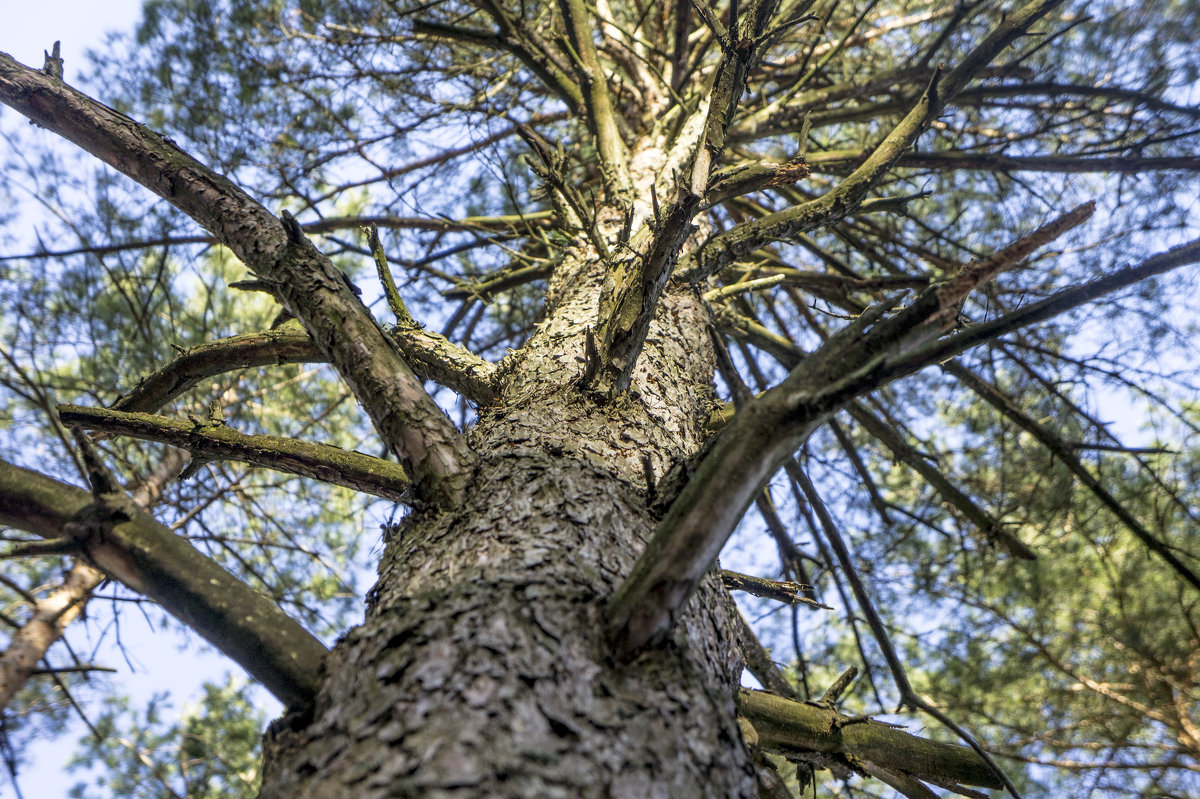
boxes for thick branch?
[388,325,499,406]
[0,52,474,507]
[0,458,327,707]
[116,325,496,415]
[738,689,1004,790]
[58,404,411,503]
[114,328,322,413]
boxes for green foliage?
[68,677,266,799]
[2,0,1198,795]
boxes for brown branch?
[731,609,799,701]
[558,0,633,199]
[0,457,327,707]
[737,689,1004,791]
[722,569,830,609]
[116,323,496,415]
[58,404,412,503]
[113,328,322,413]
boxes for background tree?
[0,0,1198,796]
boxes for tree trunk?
[259,250,756,797]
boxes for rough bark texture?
[259,255,756,798]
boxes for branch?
[444,4,584,111]
[808,149,1200,175]
[0,561,103,713]
[58,404,411,503]
[623,229,1200,689]
[0,51,474,507]
[737,689,1004,791]
[677,0,1065,282]
[722,569,830,609]
[116,324,496,415]
[364,223,415,326]
[0,457,327,707]
[732,609,799,701]
[586,193,700,395]
[586,0,782,396]
[557,0,632,200]
[113,328,322,413]
[387,325,499,406]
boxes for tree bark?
[259,254,757,797]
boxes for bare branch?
[113,328,323,414]
[677,0,1065,282]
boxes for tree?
[1,0,1198,796]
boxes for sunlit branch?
[113,325,497,415]
[0,561,103,713]
[737,688,1005,791]
[113,328,322,413]
[807,149,1200,175]
[721,569,829,609]
[678,0,1064,282]
[559,0,632,200]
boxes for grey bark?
[259,257,757,798]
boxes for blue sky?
[3,2,143,80]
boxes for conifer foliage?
[1,1,1198,796]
